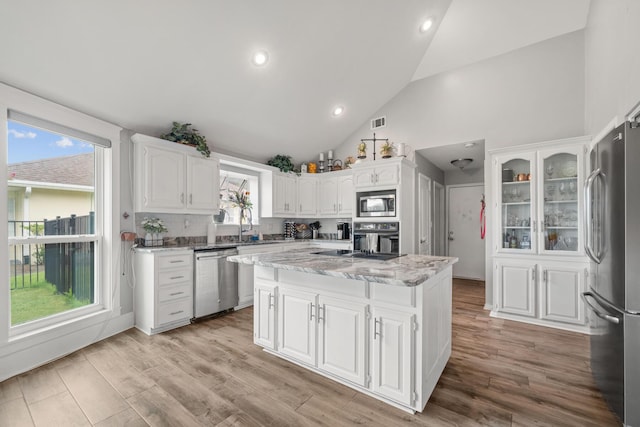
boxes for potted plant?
[160,122,211,157]
[380,142,393,158]
[267,154,295,172]
[141,217,168,246]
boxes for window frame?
[0,83,120,347]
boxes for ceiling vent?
[370,116,386,130]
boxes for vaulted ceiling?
[0,0,590,164]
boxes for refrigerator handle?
[584,168,603,264]
[582,292,620,324]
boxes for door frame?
[418,173,432,255]
[433,181,445,256]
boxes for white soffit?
[411,0,591,81]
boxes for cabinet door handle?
[269,293,275,309]
[310,303,315,321]
[170,275,184,280]
[181,193,185,203]
[190,194,193,204]
[169,291,184,296]
[338,203,342,211]
[333,203,336,212]
[543,270,548,282]
[169,310,184,316]
[374,318,381,339]
[318,305,325,323]
[531,268,536,281]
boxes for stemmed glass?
[545,165,554,180]
[568,181,577,200]
[559,182,567,200]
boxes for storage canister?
[502,168,514,182]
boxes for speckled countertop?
[228,249,458,287]
[133,239,350,253]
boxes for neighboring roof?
[8,153,94,187]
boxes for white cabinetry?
[134,250,194,335]
[254,279,277,350]
[371,306,414,405]
[353,163,399,188]
[297,175,317,216]
[132,134,219,214]
[251,265,453,413]
[490,135,591,333]
[318,171,354,217]
[317,296,367,386]
[278,288,317,365]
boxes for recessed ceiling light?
[332,106,344,117]
[252,51,269,66]
[419,18,433,33]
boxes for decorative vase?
[145,232,153,247]
[154,233,163,246]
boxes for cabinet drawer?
[158,283,193,303]
[158,253,193,269]
[158,298,193,325]
[158,268,193,286]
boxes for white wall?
[585,0,640,134]
[335,30,586,308]
[445,167,484,186]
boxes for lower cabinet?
[278,288,318,365]
[317,296,367,386]
[493,257,588,331]
[371,306,414,405]
[134,250,194,335]
[254,280,277,350]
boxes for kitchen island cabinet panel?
[371,306,414,406]
[254,280,277,350]
[318,296,367,387]
[278,288,317,366]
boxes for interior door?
[418,173,432,255]
[447,184,485,280]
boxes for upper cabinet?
[353,163,399,188]
[493,140,586,256]
[132,134,219,214]
[261,170,353,219]
[318,170,353,217]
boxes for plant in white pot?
[141,217,168,247]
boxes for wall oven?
[353,222,399,255]
[356,189,396,217]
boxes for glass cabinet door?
[496,154,536,253]
[538,149,581,254]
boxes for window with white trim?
[6,112,108,332]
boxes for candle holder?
[318,160,325,173]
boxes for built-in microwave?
[356,189,396,217]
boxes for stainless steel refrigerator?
[583,118,640,426]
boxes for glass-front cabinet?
[494,144,585,256]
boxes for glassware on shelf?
[568,181,577,198]
[545,184,555,201]
[545,165,554,179]
[559,182,567,200]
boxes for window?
[6,112,108,331]
[219,167,259,226]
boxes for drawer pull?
[169,310,184,316]
[169,291,184,296]
[169,260,184,264]
[170,276,184,280]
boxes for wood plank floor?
[0,279,620,426]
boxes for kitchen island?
[228,250,457,413]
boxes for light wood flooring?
[0,279,620,426]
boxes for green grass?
[10,272,91,326]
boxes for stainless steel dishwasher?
[193,247,238,319]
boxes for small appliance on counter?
[336,221,351,240]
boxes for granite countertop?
[133,239,350,253]
[228,249,458,287]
